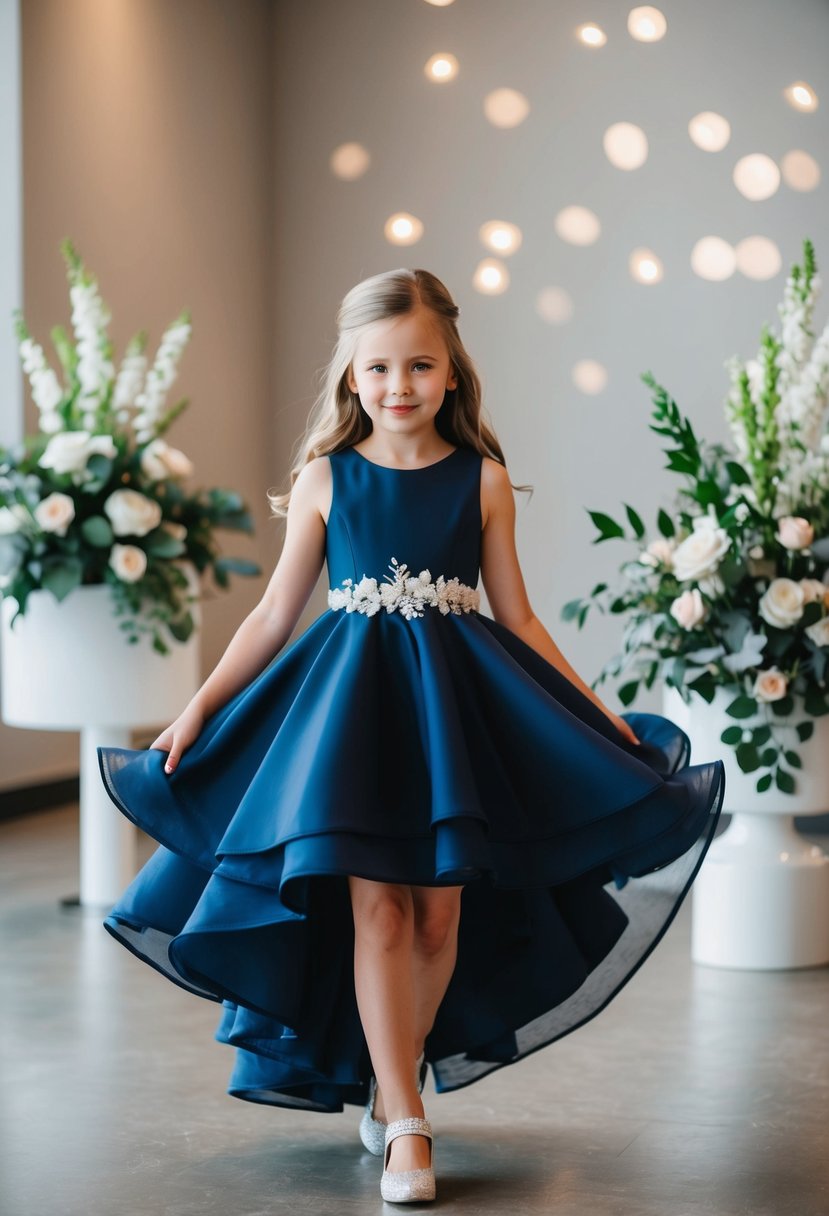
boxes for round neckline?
[349,445,462,472]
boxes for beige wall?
[1,0,276,790]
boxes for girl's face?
[346,306,457,438]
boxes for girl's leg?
[349,876,463,1173]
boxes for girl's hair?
[267,267,532,518]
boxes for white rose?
[758,577,805,628]
[805,616,829,647]
[776,516,814,550]
[139,438,194,481]
[799,578,826,604]
[34,491,75,537]
[671,517,731,581]
[0,504,31,534]
[639,537,676,568]
[103,488,163,537]
[753,667,788,702]
[163,521,188,540]
[109,543,147,583]
[698,572,725,597]
[39,430,117,476]
[669,588,707,630]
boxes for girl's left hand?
[606,711,641,746]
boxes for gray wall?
[3,0,828,791]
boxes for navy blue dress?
[98,444,725,1112]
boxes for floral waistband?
[327,556,480,620]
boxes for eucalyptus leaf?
[41,557,83,602]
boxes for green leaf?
[167,611,194,642]
[752,724,772,745]
[84,453,114,484]
[561,598,584,622]
[725,694,758,719]
[623,503,645,539]
[145,531,186,558]
[80,515,114,547]
[796,720,815,742]
[720,725,743,745]
[214,557,261,578]
[656,508,675,538]
[735,742,760,772]
[775,767,795,794]
[760,747,778,765]
[40,557,83,602]
[784,749,802,769]
[770,694,794,717]
[617,680,639,706]
[803,686,829,716]
[725,461,751,486]
[587,510,625,541]
[755,772,773,792]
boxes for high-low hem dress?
[98,444,725,1113]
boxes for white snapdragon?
[69,279,115,419]
[132,315,192,443]
[18,336,64,433]
[112,345,149,425]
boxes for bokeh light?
[783,81,818,112]
[576,23,607,47]
[536,287,574,325]
[781,149,821,191]
[603,122,648,170]
[555,205,601,246]
[383,213,424,246]
[627,6,667,41]
[479,220,522,256]
[691,237,737,281]
[572,360,609,394]
[483,88,530,128]
[473,259,510,294]
[733,153,781,201]
[688,111,731,152]
[735,237,782,280]
[629,248,664,284]
[424,53,459,83]
[330,142,371,181]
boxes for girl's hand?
[149,703,205,774]
[606,711,641,746]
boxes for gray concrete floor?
[1,805,827,1216]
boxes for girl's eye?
[368,363,433,373]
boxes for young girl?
[98,268,725,1205]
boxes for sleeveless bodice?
[324,446,483,592]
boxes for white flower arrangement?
[328,556,480,620]
[0,240,260,654]
[564,239,829,796]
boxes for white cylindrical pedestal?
[663,684,829,970]
[1,569,200,907]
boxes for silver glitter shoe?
[380,1115,435,1204]
[359,1051,427,1156]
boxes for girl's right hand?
[149,703,205,774]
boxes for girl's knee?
[350,879,413,949]
[413,893,461,957]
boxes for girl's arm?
[153,457,331,773]
[479,458,640,745]
[188,457,329,720]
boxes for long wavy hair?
[267,267,532,517]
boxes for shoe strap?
[384,1116,432,1146]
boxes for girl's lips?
[386,405,418,412]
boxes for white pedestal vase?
[662,684,829,970]
[1,566,201,907]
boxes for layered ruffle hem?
[98,605,725,1112]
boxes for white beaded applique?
[328,556,480,620]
